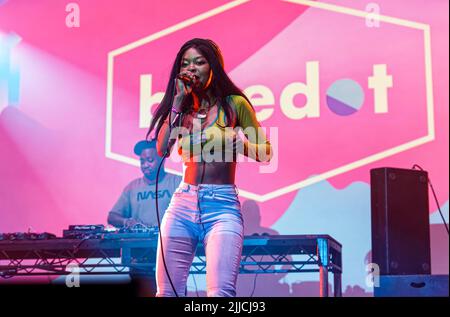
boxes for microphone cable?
[153,104,183,297]
[412,164,449,235]
[154,75,196,296]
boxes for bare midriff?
[179,102,237,185]
[183,161,236,185]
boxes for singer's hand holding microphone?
[173,71,199,113]
[164,72,197,156]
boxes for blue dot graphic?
[326,79,364,116]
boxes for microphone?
[177,74,192,83]
[177,73,198,85]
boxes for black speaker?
[370,167,431,275]
[374,275,449,297]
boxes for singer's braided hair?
[146,38,253,142]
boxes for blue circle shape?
[326,79,364,116]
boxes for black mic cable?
[154,107,183,297]
[412,164,449,235]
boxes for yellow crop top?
[176,95,272,163]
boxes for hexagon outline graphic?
[106,0,435,202]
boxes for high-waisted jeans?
[156,182,243,297]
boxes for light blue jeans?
[156,182,243,297]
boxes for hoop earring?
[203,70,213,89]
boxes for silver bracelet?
[169,112,182,127]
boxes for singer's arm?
[231,95,273,162]
[156,96,185,157]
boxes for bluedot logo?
[140,62,392,127]
[326,79,365,116]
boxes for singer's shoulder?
[226,94,252,110]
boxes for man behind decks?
[107,139,181,296]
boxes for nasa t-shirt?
[109,172,182,227]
